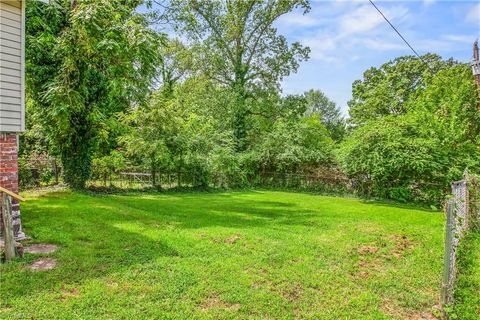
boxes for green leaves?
[26,0,164,188]
[348,54,457,126]
[340,60,480,203]
[254,116,334,173]
[303,89,346,142]
[159,0,310,149]
[119,79,238,187]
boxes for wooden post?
[1,193,16,262]
[0,187,25,263]
[471,176,479,230]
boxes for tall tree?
[26,0,163,188]
[156,0,310,150]
[120,80,237,187]
[155,39,193,96]
[303,89,346,141]
[348,54,457,126]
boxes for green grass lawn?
[0,190,445,319]
[451,231,480,320]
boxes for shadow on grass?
[1,190,319,302]
[358,198,438,213]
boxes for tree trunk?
[151,169,156,187]
[232,77,248,152]
[53,160,59,185]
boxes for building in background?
[473,41,480,87]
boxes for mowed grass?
[0,190,445,319]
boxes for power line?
[368,0,426,64]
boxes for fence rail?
[0,187,24,262]
[19,157,61,188]
[87,171,206,189]
[85,170,352,193]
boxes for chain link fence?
[441,173,479,306]
[18,157,61,188]
[85,169,352,193]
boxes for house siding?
[0,1,26,240]
[0,0,24,133]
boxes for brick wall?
[0,133,25,239]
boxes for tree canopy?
[348,53,457,126]
[304,89,346,141]
[21,1,480,204]
[26,0,163,188]
[339,62,479,202]
[156,0,310,150]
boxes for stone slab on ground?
[30,258,57,271]
[24,244,59,254]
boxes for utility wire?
[368,0,427,64]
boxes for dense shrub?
[339,63,480,203]
[18,155,60,188]
[338,115,446,202]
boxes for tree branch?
[191,3,235,64]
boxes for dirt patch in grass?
[60,288,79,302]
[358,245,379,255]
[30,258,57,271]
[381,299,440,320]
[249,268,303,303]
[25,244,59,254]
[353,245,382,279]
[389,234,414,258]
[290,257,305,265]
[200,295,241,312]
[278,283,303,302]
[356,271,370,279]
[353,235,415,279]
[249,267,273,289]
[224,234,241,244]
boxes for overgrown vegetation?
[339,58,480,203]
[22,0,479,204]
[449,231,480,320]
[25,0,163,189]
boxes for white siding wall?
[0,0,24,132]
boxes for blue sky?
[274,0,480,115]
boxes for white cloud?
[339,4,409,36]
[359,38,405,51]
[466,3,480,25]
[339,5,383,35]
[277,12,319,27]
[296,3,411,63]
[443,34,475,44]
[422,0,436,8]
[300,32,339,62]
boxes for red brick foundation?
[0,133,25,239]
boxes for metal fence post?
[441,199,454,305]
